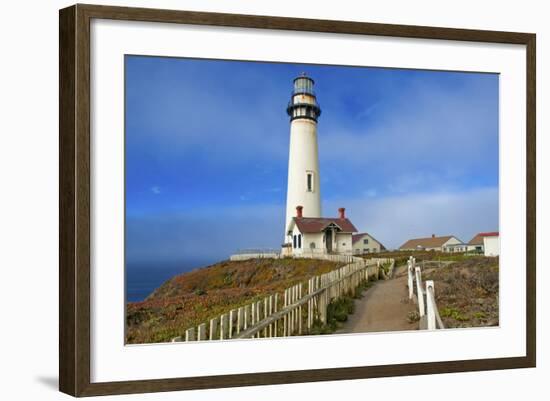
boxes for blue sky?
[125,55,499,264]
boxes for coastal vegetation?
[420,256,499,328]
[363,250,481,268]
[126,257,345,344]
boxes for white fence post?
[185,327,196,341]
[274,293,278,335]
[407,260,414,299]
[197,323,206,341]
[298,284,302,334]
[209,318,217,340]
[426,280,436,330]
[264,297,269,337]
[228,309,235,339]
[256,301,262,338]
[415,266,425,317]
[237,307,243,334]
[243,305,249,330]
[220,313,228,340]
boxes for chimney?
[432,234,435,238]
[338,207,346,219]
[296,205,303,218]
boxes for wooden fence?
[230,251,360,262]
[172,255,393,342]
[407,256,445,330]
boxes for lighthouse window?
[293,235,297,249]
[298,234,302,248]
[294,77,313,94]
[306,171,314,192]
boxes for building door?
[325,230,332,253]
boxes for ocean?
[126,259,216,302]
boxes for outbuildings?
[483,233,500,256]
[352,232,386,255]
[467,232,499,254]
[399,234,464,252]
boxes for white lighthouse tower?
[284,74,322,241]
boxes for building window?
[293,235,297,249]
[363,238,369,244]
[298,234,302,248]
[306,171,314,192]
[310,242,315,249]
[363,248,369,253]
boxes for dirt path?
[337,265,419,334]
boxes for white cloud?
[325,187,498,249]
[150,186,161,195]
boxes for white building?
[285,206,358,256]
[483,233,500,256]
[467,232,499,254]
[352,233,386,255]
[399,235,463,252]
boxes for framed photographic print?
[59,4,536,397]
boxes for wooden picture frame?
[59,3,536,397]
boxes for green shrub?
[407,311,420,323]
[441,307,470,321]
[473,311,487,319]
[327,297,355,323]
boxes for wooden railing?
[172,255,393,342]
[407,256,445,330]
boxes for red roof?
[293,217,358,233]
[468,232,499,245]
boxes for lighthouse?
[284,74,322,241]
